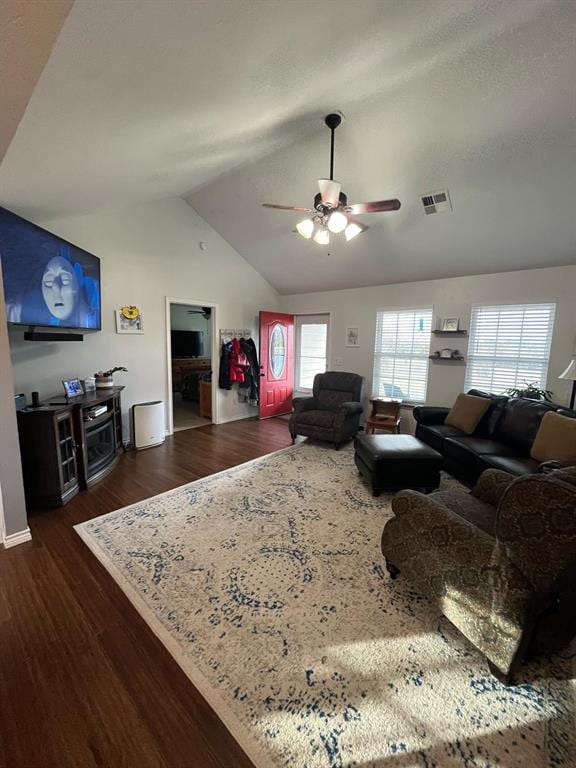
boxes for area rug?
[75,442,575,768]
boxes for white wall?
[0,265,28,537]
[282,266,576,426]
[8,198,279,432]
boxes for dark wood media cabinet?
[17,386,124,508]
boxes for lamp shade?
[559,358,576,381]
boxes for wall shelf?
[429,355,466,363]
[432,330,468,336]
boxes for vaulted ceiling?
[1,0,575,294]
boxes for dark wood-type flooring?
[0,417,293,768]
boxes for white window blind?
[464,303,556,395]
[295,316,328,391]
[372,309,432,402]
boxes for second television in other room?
[171,329,203,358]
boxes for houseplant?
[506,382,553,401]
[95,366,128,389]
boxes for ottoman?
[354,434,442,496]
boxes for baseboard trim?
[3,527,32,548]
[217,413,256,425]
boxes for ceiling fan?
[187,307,212,319]
[262,113,401,245]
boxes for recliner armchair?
[289,371,364,448]
[381,465,576,681]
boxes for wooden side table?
[364,399,402,434]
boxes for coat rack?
[219,328,252,343]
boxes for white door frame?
[165,296,220,435]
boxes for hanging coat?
[229,337,249,383]
[219,341,233,390]
[238,337,260,405]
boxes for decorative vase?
[95,375,114,389]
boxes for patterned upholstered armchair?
[381,465,576,682]
[289,371,364,449]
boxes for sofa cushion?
[415,423,465,453]
[531,412,576,462]
[444,436,515,456]
[494,398,557,455]
[482,454,539,476]
[430,489,497,536]
[317,389,354,411]
[445,393,491,434]
[294,410,335,429]
[466,389,508,437]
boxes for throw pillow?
[445,393,491,434]
[530,411,576,462]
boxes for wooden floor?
[0,417,293,768]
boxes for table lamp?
[558,357,576,410]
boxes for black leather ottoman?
[354,434,443,496]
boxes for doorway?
[165,298,218,434]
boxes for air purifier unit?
[132,401,165,449]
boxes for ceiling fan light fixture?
[313,226,330,245]
[296,218,314,239]
[327,210,348,234]
[344,221,364,241]
[318,178,341,208]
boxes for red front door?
[259,311,294,419]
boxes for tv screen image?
[0,207,101,330]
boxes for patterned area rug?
[75,442,575,768]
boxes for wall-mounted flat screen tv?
[0,207,101,330]
[171,330,203,358]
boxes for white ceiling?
[1,0,575,294]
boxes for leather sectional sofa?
[414,389,576,485]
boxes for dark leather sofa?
[414,389,576,484]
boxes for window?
[372,308,432,403]
[464,303,556,395]
[295,315,329,391]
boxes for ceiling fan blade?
[262,203,313,212]
[346,198,401,215]
[318,179,341,207]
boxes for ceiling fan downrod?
[325,113,342,181]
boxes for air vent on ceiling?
[421,189,452,215]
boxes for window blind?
[296,318,328,390]
[464,303,556,395]
[372,309,432,402]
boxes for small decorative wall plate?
[116,307,144,334]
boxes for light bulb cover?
[313,227,330,245]
[296,218,314,239]
[327,210,348,233]
[344,221,364,241]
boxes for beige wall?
[8,198,279,434]
[282,266,576,428]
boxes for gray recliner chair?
[289,371,364,448]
